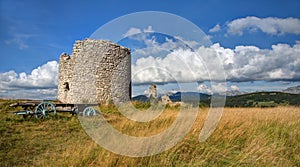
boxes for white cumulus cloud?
[196,83,227,95]
[132,42,300,84]
[230,85,239,91]
[209,24,221,33]
[0,61,58,99]
[197,84,212,94]
[122,26,154,38]
[226,16,300,35]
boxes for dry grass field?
[0,100,299,166]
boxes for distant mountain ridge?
[131,92,211,103]
[282,85,300,94]
[168,92,210,102]
[131,95,149,102]
[131,91,300,107]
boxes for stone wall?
[58,39,131,104]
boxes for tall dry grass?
[1,104,299,166]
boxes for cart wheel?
[83,107,97,117]
[35,102,56,119]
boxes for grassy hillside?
[225,92,300,107]
[1,100,299,166]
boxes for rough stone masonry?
[58,39,131,104]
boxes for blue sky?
[1,0,300,99]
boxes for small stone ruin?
[149,83,158,103]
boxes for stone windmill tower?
[57,39,131,104]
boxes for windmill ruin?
[57,39,131,104]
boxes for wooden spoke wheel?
[83,107,97,117]
[35,102,56,119]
